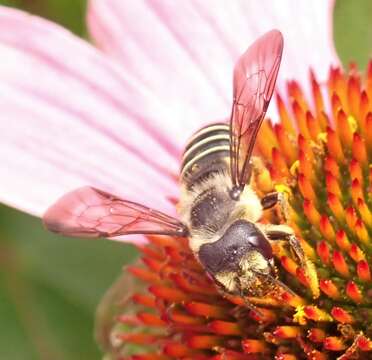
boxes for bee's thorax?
[178,123,263,249]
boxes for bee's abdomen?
[181,123,230,185]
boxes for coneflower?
[0,2,363,360]
[97,63,372,360]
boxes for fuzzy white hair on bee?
[43,30,319,307]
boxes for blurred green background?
[0,0,371,359]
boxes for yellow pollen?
[289,160,300,176]
[305,259,320,299]
[109,60,372,360]
[293,306,307,325]
[274,184,292,197]
[317,132,328,143]
[347,115,358,132]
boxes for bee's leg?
[264,224,305,265]
[261,192,280,209]
[253,269,298,299]
[237,292,264,318]
[239,295,263,318]
[261,191,290,221]
[263,224,320,298]
[230,302,263,326]
[215,271,263,317]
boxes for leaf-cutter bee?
[43,30,318,308]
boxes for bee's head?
[198,219,273,276]
[237,248,277,297]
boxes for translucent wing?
[230,30,283,193]
[43,186,188,238]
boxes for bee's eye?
[246,232,273,260]
[225,220,273,260]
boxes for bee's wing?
[43,186,188,238]
[230,30,283,191]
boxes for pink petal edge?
[0,6,180,224]
[88,0,340,121]
[0,2,342,245]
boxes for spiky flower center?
[98,63,372,360]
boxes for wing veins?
[43,186,187,238]
[229,30,283,192]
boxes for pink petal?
[0,6,180,219]
[88,0,340,119]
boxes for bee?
[43,30,318,308]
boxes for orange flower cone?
[96,63,372,360]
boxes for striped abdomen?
[180,123,230,186]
